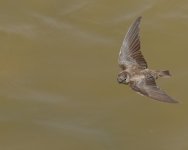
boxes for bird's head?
[117,71,129,85]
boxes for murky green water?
[0,0,187,150]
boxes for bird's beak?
[117,78,123,84]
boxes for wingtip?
[138,16,142,19]
[137,16,142,21]
[169,100,179,104]
[166,96,179,104]
[134,16,142,26]
[152,98,178,104]
[161,97,179,104]
[172,99,179,103]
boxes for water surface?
[0,0,187,150]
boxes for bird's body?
[117,17,177,103]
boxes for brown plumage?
[117,16,177,103]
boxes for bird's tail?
[157,70,171,78]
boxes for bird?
[117,16,177,103]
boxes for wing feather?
[118,16,147,70]
[129,74,177,103]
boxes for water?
[0,0,187,150]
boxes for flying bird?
[117,16,177,103]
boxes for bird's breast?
[130,74,145,82]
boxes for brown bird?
[117,16,177,103]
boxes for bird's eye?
[120,76,126,80]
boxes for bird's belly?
[130,74,145,81]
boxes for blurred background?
[0,0,187,150]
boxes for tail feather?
[158,70,171,77]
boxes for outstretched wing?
[118,16,147,70]
[129,74,177,103]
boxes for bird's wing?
[118,16,147,70]
[129,74,177,103]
